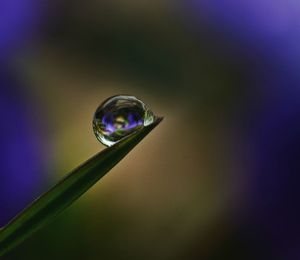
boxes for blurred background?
[1,0,299,259]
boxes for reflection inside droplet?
[93,95,155,147]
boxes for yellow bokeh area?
[13,50,246,259]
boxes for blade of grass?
[0,117,163,256]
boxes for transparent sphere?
[93,95,155,147]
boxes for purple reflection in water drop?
[93,95,155,147]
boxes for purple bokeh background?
[189,0,300,64]
[186,0,300,258]
[0,0,45,60]
[0,70,48,226]
[0,0,48,226]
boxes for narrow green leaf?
[0,117,163,256]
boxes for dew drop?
[93,95,156,146]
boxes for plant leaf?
[0,117,163,256]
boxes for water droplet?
[93,95,155,146]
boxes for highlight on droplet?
[93,95,155,147]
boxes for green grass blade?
[0,117,163,256]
